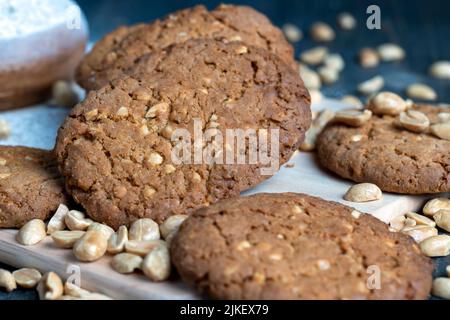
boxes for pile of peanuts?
[6,203,188,299]
[0,268,111,300]
[301,91,450,153]
[388,197,450,299]
[389,198,450,255]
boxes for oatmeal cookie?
[76,4,296,90]
[56,39,311,229]
[171,193,433,300]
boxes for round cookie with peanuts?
[317,102,450,194]
[0,146,68,228]
[76,4,297,90]
[56,39,311,229]
[170,193,433,300]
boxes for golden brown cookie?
[76,4,296,91]
[0,146,68,228]
[56,39,311,229]
[171,193,433,300]
[317,104,450,194]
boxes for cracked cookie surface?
[0,146,68,228]
[317,104,450,194]
[56,39,311,229]
[171,193,433,300]
[76,4,297,91]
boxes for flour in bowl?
[0,0,80,38]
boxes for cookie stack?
[0,4,438,300]
[55,4,311,228]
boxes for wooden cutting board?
[0,99,443,299]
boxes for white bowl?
[0,0,88,109]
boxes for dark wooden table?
[1,0,449,300]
